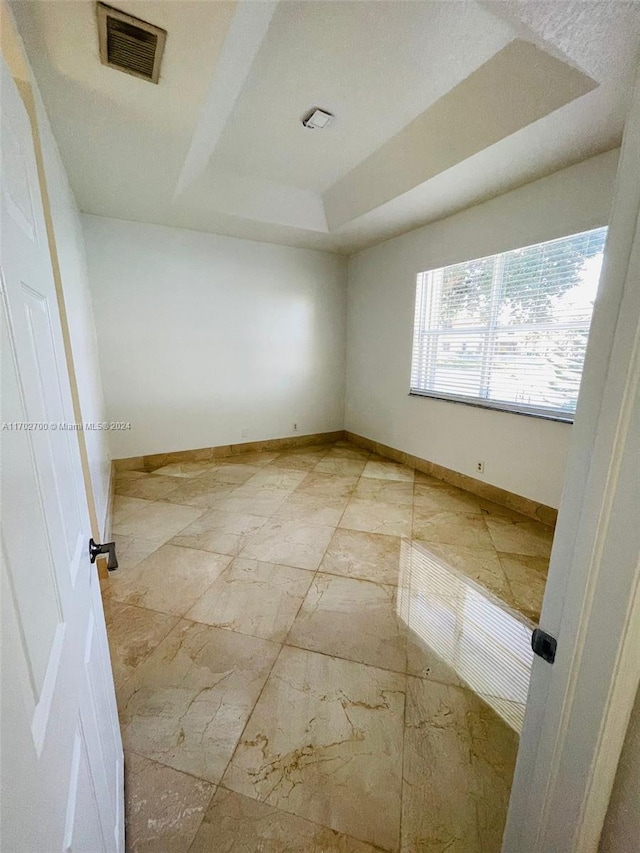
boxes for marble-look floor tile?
[112,496,153,528]
[115,473,183,502]
[314,457,367,476]
[498,552,549,622]
[274,491,349,526]
[161,477,237,509]
[295,472,359,498]
[115,470,147,483]
[204,463,264,485]
[104,603,178,686]
[239,519,335,571]
[102,596,123,625]
[481,503,554,558]
[362,460,414,482]
[124,752,214,853]
[320,528,402,585]
[340,499,412,538]
[243,467,310,491]
[111,533,165,572]
[108,544,231,616]
[101,442,542,852]
[212,487,291,517]
[266,450,328,470]
[402,677,518,853]
[412,509,495,550]
[413,483,481,514]
[112,498,205,543]
[287,573,406,673]
[353,478,414,506]
[222,646,405,852]
[189,788,382,853]
[121,621,280,783]
[170,510,268,557]
[186,558,313,642]
[151,461,220,479]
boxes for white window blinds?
[410,227,607,420]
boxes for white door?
[0,57,124,852]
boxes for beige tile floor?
[102,440,553,852]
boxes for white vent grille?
[97,3,166,84]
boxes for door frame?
[503,66,640,851]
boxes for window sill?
[408,391,574,424]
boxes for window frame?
[409,228,608,423]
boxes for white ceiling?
[11,0,640,254]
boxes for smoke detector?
[302,108,334,130]
[97,3,167,84]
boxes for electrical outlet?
[292,422,298,431]
[241,428,249,438]
[476,461,485,474]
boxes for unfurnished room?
[1,1,640,851]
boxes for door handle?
[89,538,119,571]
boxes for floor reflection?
[398,538,534,732]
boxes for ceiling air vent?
[97,3,166,84]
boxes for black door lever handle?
[89,538,119,571]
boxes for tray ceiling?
[11,0,640,253]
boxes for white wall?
[33,89,111,533]
[83,216,347,459]
[346,150,619,508]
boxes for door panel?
[1,297,60,691]
[63,724,109,853]
[0,56,123,852]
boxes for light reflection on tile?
[397,539,534,732]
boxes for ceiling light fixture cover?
[302,108,333,130]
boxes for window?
[410,227,607,420]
